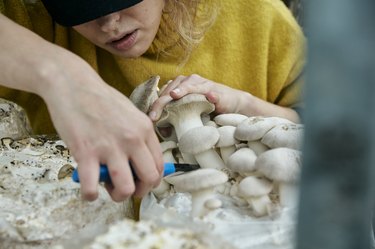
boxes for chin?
[112,44,149,58]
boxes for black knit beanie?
[41,0,143,26]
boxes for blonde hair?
[151,0,219,64]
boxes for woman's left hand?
[148,74,252,121]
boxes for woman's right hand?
[1,14,164,202]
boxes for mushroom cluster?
[130,77,304,220]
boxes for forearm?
[236,92,301,123]
[0,14,95,99]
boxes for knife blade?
[71,162,200,183]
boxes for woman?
[0,0,305,201]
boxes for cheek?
[73,25,99,43]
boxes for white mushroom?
[160,141,178,163]
[178,126,226,170]
[238,176,273,217]
[152,141,177,198]
[216,126,239,164]
[155,94,215,163]
[156,94,215,140]
[204,198,223,211]
[129,75,160,113]
[164,168,228,217]
[234,116,293,142]
[261,123,304,150]
[226,147,258,176]
[213,113,248,127]
[255,147,302,207]
[247,140,270,156]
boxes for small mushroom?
[261,123,304,150]
[216,126,239,164]
[129,75,160,113]
[155,94,215,140]
[204,198,223,212]
[255,147,302,207]
[178,126,226,170]
[238,176,273,217]
[160,141,178,163]
[152,141,177,198]
[235,116,293,142]
[155,94,215,163]
[213,113,248,127]
[227,148,258,176]
[164,168,228,217]
[247,140,270,156]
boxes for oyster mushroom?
[155,94,215,163]
[160,140,178,163]
[238,176,273,217]
[216,126,239,164]
[247,140,270,156]
[155,94,215,140]
[226,147,258,176]
[129,75,160,113]
[178,126,226,170]
[255,147,302,207]
[164,168,228,217]
[235,116,293,142]
[151,141,177,198]
[261,123,304,150]
[213,113,248,127]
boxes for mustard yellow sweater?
[0,0,305,134]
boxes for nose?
[96,12,121,32]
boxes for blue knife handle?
[72,162,176,183]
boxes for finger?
[133,179,153,198]
[158,76,185,96]
[158,80,173,94]
[106,151,135,202]
[170,76,211,99]
[130,144,161,187]
[149,94,173,121]
[146,132,164,175]
[77,156,100,201]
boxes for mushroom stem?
[220,146,236,164]
[279,182,299,207]
[173,115,204,140]
[195,149,226,170]
[191,188,215,217]
[171,115,203,164]
[247,195,272,217]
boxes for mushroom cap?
[216,126,238,147]
[255,147,302,182]
[155,94,215,128]
[238,176,273,197]
[234,116,293,141]
[227,147,257,173]
[247,140,269,156]
[213,113,248,127]
[164,168,228,192]
[178,126,220,154]
[160,141,177,152]
[261,123,304,150]
[129,76,160,113]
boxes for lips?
[108,30,138,51]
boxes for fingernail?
[172,88,180,95]
[149,111,157,120]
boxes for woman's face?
[73,0,165,58]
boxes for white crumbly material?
[0,137,130,249]
[79,219,221,249]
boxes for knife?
[72,162,200,183]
